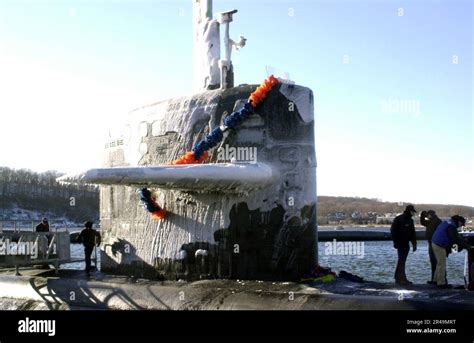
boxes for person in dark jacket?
[35,218,50,233]
[77,221,101,276]
[391,205,417,285]
[431,215,473,289]
[420,210,442,284]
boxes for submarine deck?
[0,268,472,310]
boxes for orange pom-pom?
[249,75,279,108]
[195,150,209,163]
[268,75,278,86]
[151,209,167,220]
[170,151,209,165]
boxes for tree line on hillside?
[317,196,474,225]
[0,167,99,222]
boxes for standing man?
[420,210,442,284]
[391,205,417,285]
[77,221,101,276]
[35,218,49,232]
[431,215,473,289]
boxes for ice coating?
[57,163,277,193]
[96,83,317,281]
[278,83,314,124]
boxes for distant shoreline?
[318,225,425,229]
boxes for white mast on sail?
[192,0,246,90]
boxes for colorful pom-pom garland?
[139,188,167,220]
[141,75,279,220]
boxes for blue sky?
[0,0,472,206]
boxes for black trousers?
[84,246,94,273]
[395,247,409,282]
[428,241,437,281]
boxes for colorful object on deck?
[139,188,167,220]
[143,76,280,219]
[301,265,337,283]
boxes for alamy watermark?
[216,144,257,163]
[0,239,38,259]
[381,97,421,117]
[18,317,55,336]
[324,239,365,259]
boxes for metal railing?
[0,220,81,233]
[0,231,71,275]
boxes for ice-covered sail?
[63,0,317,282]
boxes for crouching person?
[77,221,101,276]
[420,210,442,284]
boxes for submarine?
[59,0,317,282]
[2,1,474,318]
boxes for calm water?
[319,240,468,285]
[60,244,101,271]
[63,242,468,285]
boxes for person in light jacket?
[431,215,473,289]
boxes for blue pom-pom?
[223,112,238,128]
[244,102,254,113]
[146,202,158,212]
[140,188,151,200]
[193,142,207,159]
[237,108,248,121]
[139,188,161,213]
[224,103,253,128]
[192,140,210,159]
[224,108,251,128]
[205,127,223,148]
